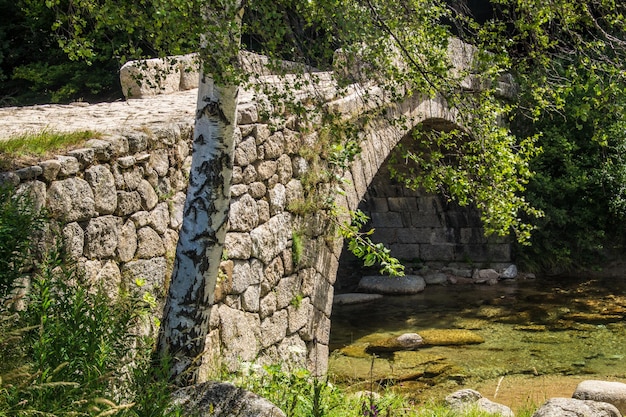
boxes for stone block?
[224,233,253,260]
[85,165,117,215]
[136,226,165,258]
[420,244,454,261]
[250,213,292,264]
[84,215,122,259]
[47,177,96,222]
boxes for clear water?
[328,276,626,404]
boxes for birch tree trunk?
[157,1,244,385]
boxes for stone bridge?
[0,40,513,377]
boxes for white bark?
[157,0,245,385]
[158,75,239,384]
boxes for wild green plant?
[0,187,178,416]
[0,185,46,298]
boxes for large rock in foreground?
[358,275,426,295]
[171,381,285,417]
[573,380,626,415]
[445,389,514,417]
[531,398,621,417]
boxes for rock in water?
[501,264,518,279]
[357,275,426,295]
[171,381,286,417]
[333,293,383,305]
[573,380,626,415]
[532,398,621,417]
[366,333,424,353]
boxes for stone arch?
[333,113,512,291]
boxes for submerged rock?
[358,275,426,295]
[366,333,424,353]
[419,329,485,346]
[333,293,383,305]
[532,397,621,417]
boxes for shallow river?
[328,276,626,409]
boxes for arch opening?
[335,118,512,291]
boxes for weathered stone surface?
[171,381,285,417]
[57,155,81,176]
[288,297,313,333]
[115,190,142,216]
[242,284,260,312]
[573,380,626,415]
[269,183,286,215]
[16,180,46,212]
[424,271,448,285]
[96,260,122,298]
[260,310,288,349]
[256,160,277,181]
[501,264,518,279]
[67,148,95,168]
[47,177,96,222]
[136,179,159,210]
[15,165,42,181]
[474,268,500,284]
[260,292,277,319]
[84,215,122,259]
[120,57,181,98]
[224,233,252,260]
[136,226,165,258]
[275,274,299,310]
[231,261,261,294]
[149,149,170,177]
[238,102,259,125]
[358,275,426,295]
[62,222,84,259]
[250,213,292,264]
[117,219,137,262]
[264,131,284,159]
[86,138,114,161]
[229,194,259,232]
[276,154,292,184]
[39,159,61,181]
[121,257,167,291]
[123,167,143,190]
[149,202,170,234]
[248,181,266,199]
[218,305,261,370]
[532,398,621,417]
[333,293,384,305]
[445,389,514,417]
[169,191,186,229]
[85,165,117,215]
[234,136,258,166]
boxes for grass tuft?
[0,129,101,170]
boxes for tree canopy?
[5,0,626,267]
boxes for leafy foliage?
[515,68,626,271]
[0,185,46,298]
[0,189,179,416]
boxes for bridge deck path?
[0,89,206,140]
